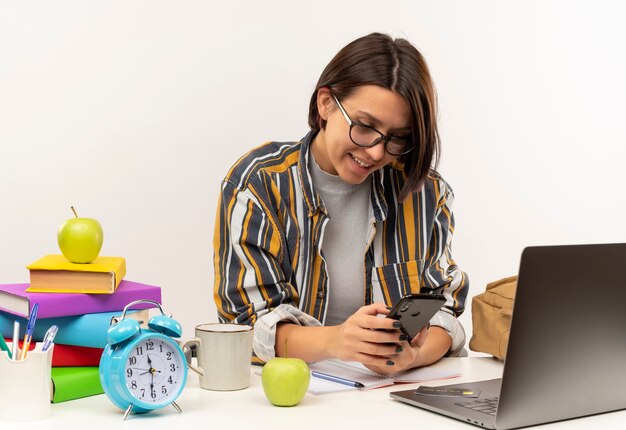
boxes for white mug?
[181,323,253,391]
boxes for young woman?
[214,33,468,375]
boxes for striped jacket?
[213,131,469,361]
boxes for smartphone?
[386,294,446,341]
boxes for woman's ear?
[316,87,334,121]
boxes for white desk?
[7,357,626,429]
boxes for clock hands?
[129,351,168,401]
[133,355,163,376]
[137,368,163,375]
[147,354,155,394]
[140,355,163,373]
[131,367,160,375]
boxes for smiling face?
[311,85,411,184]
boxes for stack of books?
[0,254,162,403]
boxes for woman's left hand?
[364,324,430,376]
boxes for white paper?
[307,359,460,394]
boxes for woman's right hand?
[328,303,405,368]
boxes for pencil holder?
[0,342,53,421]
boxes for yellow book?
[26,255,126,294]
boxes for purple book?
[0,280,162,318]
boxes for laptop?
[390,243,626,429]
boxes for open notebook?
[308,359,460,394]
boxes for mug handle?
[180,338,204,376]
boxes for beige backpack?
[469,276,517,360]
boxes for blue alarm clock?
[99,300,188,420]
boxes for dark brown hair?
[308,32,440,201]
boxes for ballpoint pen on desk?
[11,321,20,361]
[20,303,39,360]
[41,325,58,352]
[311,370,365,388]
[0,334,12,359]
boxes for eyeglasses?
[332,94,413,156]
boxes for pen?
[20,303,39,360]
[0,334,11,359]
[11,321,20,361]
[41,325,58,352]
[311,370,365,388]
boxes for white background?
[1,1,625,347]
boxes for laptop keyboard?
[455,397,499,416]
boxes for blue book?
[0,309,149,348]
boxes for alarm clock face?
[123,336,186,406]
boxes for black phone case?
[387,294,446,340]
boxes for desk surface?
[7,357,626,429]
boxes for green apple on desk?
[57,206,103,263]
[261,357,310,407]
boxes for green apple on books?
[57,206,103,264]
[33,207,120,293]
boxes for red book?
[0,280,161,318]
[51,343,103,367]
[3,338,103,366]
